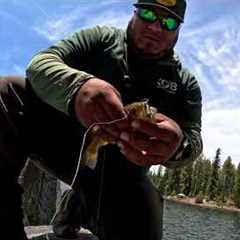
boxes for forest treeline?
[149,148,240,208]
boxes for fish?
[81,100,157,169]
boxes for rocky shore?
[166,196,240,213]
[25,226,98,240]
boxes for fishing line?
[0,83,24,136]
[46,115,128,240]
[71,115,128,188]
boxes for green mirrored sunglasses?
[137,8,180,31]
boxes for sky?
[0,0,239,167]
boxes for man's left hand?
[117,113,184,166]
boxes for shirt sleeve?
[164,69,203,169]
[26,26,108,115]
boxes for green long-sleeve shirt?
[26,26,202,168]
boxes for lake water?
[163,200,240,240]
[26,199,240,240]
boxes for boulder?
[20,159,60,226]
[176,193,186,199]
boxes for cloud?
[100,0,123,6]
[82,10,131,29]
[202,107,240,167]
[32,8,85,42]
[12,65,25,75]
[32,2,132,42]
[177,12,240,166]
[33,17,76,42]
[179,15,240,111]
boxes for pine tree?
[207,148,221,200]
[221,156,235,201]
[191,155,205,196]
[164,168,173,195]
[191,155,211,197]
[180,162,193,196]
[167,168,182,195]
[218,167,225,203]
[201,157,212,196]
[147,167,162,188]
[158,167,169,194]
[233,163,240,208]
[154,166,163,190]
[158,166,168,194]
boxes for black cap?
[134,0,187,22]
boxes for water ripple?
[163,200,240,240]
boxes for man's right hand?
[74,78,127,138]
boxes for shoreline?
[165,196,240,214]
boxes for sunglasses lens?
[162,17,179,31]
[137,8,180,31]
[138,9,157,22]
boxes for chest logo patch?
[156,78,178,94]
[156,0,176,7]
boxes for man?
[0,0,202,239]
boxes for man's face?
[129,6,181,57]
